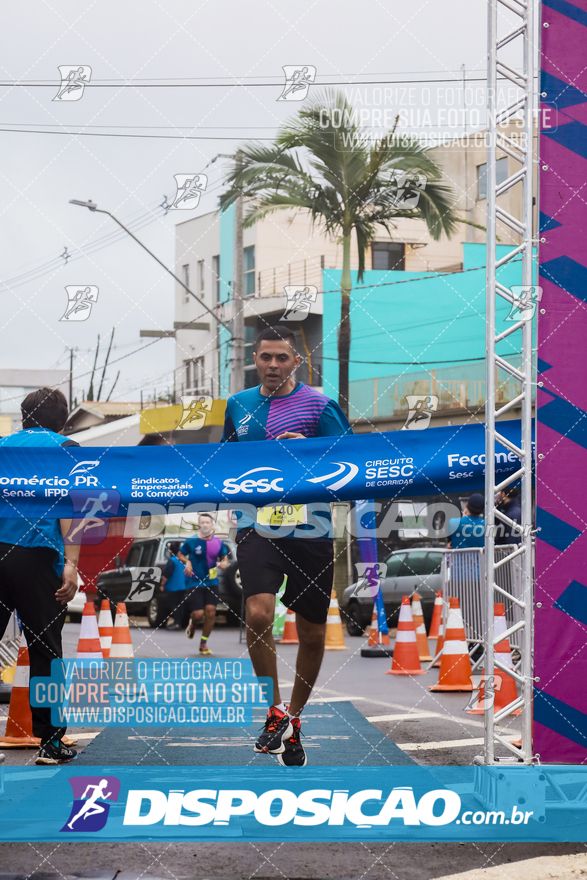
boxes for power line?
[0,76,521,88]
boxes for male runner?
[222,325,352,766]
[177,514,228,654]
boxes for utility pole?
[231,150,245,394]
[68,347,75,410]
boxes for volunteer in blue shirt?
[0,388,80,765]
[159,541,186,629]
[448,493,485,548]
[177,513,228,655]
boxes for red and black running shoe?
[254,706,293,754]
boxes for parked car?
[96,534,241,628]
[341,548,443,636]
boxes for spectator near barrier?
[448,492,485,549]
[0,388,79,765]
[159,541,186,629]
[495,486,522,545]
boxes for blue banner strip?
[0,764,583,842]
[0,420,526,519]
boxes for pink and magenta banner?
[535,0,587,762]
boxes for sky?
[0,0,528,404]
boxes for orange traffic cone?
[109,603,134,658]
[429,591,443,639]
[279,608,299,645]
[361,607,393,657]
[411,593,432,662]
[97,600,114,658]
[0,634,39,747]
[324,591,347,650]
[467,603,521,715]
[76,602,103,659]
[433,622,444,667]
[429,597,473,691]
[386,596,426,675]
[0,634,77,749]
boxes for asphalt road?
[0,620,580,880]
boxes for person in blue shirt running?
[177,513,228,655]
[448,493,485,548]
[0,388,80,765]
[222,325,352,767]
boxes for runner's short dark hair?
[21,387,69,432]
[254,325,297,353]
[198,513,214,522]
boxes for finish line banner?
[0,421,527,520]
[0,765,581,842]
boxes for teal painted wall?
[218,205,234,396]
[322,243,535,399]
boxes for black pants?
[0,543,67,742]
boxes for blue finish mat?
[75,700,415,766]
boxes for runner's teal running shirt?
[221,383,352,539]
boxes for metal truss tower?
[482,0,536,765]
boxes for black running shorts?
[185,586,220,611]
[235,527,334,625]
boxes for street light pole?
[68,200,233,336]
[231,150,245,394]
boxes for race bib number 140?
[257,504,307,527]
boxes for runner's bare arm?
[57,519,80,604]
[217,555,229,570]
[276,431,306,439]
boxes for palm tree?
[219,89,461,416]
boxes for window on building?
[244,246,255,296]
[185,356,206,393]
[198,260,205,298]
[371,242,405,271]
[477,156,508,200]
[212,255,220,304]
[182,264,190,303]
[0,386,38,413]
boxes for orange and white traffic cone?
[0,634,39,747]
[0,634,77,748]
[433,622,444,667]
[279,608,299,645]
[386,596,426,675]
[467,603,521,715]
[324,591,347,650]
[429,591,443,639]
[76,602,103,659]
[429,597,473,691]
[361,607,393,657]
[411,592,432,662]
[109,603,134,658]
[97,600,114,659]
